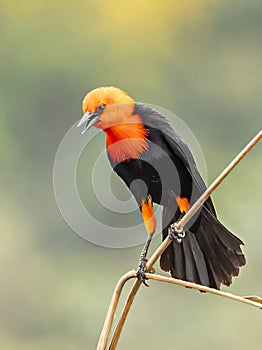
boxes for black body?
[108,103,246,289]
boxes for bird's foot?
[136,258,149,287]
[168,223,185,244]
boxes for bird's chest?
[104,122,148,163]
[109,157,163,204]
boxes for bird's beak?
[77,111,99,134]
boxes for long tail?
[160,206,246,290]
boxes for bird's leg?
[137,195,156,286]
[137,234,153,286]
[168,217,186,244]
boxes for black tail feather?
[186,231,210,286]
[182,235,200,284]
[161,206,246,290]
[172,240,186,280]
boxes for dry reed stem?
[96,270,136,349]
[145,273,262,309]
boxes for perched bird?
[77,86,246,289]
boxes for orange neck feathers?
[104,114,149,163]
[82,86,149,163]
[96,106,149,163]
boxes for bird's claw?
[168,223,185,244]
[136,259,149,287]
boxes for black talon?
[136,234,153,286]
[136,259,149,287]
[168,223,186,244]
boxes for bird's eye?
[97,104,105,112]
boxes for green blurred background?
[1,1,261,349]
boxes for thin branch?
[108,238,173,350]
[100,270,262,350]
[145,273,262,309]
[96,270,136,350]
[96,130,262,350]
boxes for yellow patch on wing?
[176,196,190,213]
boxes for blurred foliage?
[1,1,261,349]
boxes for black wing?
[135,103,216,215]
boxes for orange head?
[77,86,149,163]
[82,86,134,115]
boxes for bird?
[77,86,246,290]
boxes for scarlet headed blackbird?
[77,86,246,289]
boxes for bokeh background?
[1,1,261,349]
